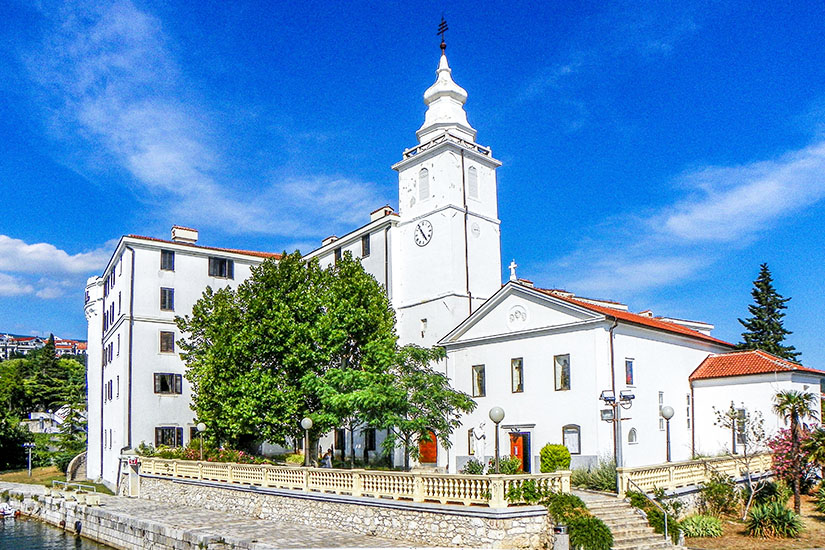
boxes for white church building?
[85,44,823,487]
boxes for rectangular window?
[625,359,634,386]
[208,257,234,278]
[361,234,371,258]
[118,292,121,315]
[563,425,581,455]
[155,427,183,448]
[735,408,747,446]
[161,249,175,271]
[160,287,174,311]
[335,428,346,451]
[659,391,665,431]
[154,373,183,394]
[468,428,475,455]
[334,247,342,264]
[364,428,376,451]
[511,358,524,393]
[471,364,486,397]
[554,354,571,391]
[160,331,175,353]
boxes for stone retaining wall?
[140,475,552,549]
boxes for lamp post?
[196,422,206,461]
[660,405,674,462]
[301,417,313,467]
[23,442,35,477]
[488,406,505,474]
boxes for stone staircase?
[574,491,680,550]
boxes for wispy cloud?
[0,273,34,297]
[536,138,825,296]
[25,1,388,240]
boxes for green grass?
[0,466,113,494]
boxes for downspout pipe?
[126,245,135,450]
[690,380,696,458]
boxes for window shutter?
[154,374,161,393]
[155,428,161,447]
[227,260,234,279]
[176,427,183,447]
[175,374,182,394]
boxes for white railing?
[139,458,571,507]
[616,453,772,496]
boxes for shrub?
[814,485,825,514]
[627,490,680,543]
[53,451,75,473]
[746,502,803,538]
[769,429,816,491]
[680,514,723,538]
[567,514,613,550]
[460,458,485,475]
[540,444,571,473]
[545,492,587,522]
[488,455,523,475]
[698,473,740,517]
[743,479,792,507]
[285,453,305,465]
[571,459,616,492]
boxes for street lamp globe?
[660,406,675,420]
[301,417,313,431]
[196,422,206,433]
[489,406,505,424]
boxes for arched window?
[562,424,581,455]
[628,428,638,445]
[419,168,430,201]
[468,166,478,199]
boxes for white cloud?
[535,139,825,296]
[0,235,110,274]
[26,1,389,240]
[0,273,34,297]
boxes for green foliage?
[745,502,803,538]
[680,514,723,538]
[0,412,30,470]
[647,508,681,543]
[737,263,799,360]
[544,492,587,522]
[743,479,792,507]
[539,443,570,473]
[699,473,740,517]
[773,389,819,513]
[804,428,825,468]
[285,453,305,465]
[627,490,681,543]
[567,514,613,550]
[488,455,523,475]
[571,458,617,492]
[814,484,825,514]
[460,458,485,475]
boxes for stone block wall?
[140,476,551,549]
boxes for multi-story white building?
[86,45,824,487]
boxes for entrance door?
[419,430,437,464]
[509,432,531,473]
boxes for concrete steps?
[574,491,681,550]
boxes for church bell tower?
[391,37,503,347]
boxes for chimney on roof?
[171,226,198,244]
[322,235,339,247]
[638,310,654,317]
[370,205,395,222]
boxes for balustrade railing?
[138,457,571,507]
[616,453,772,496]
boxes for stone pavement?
[0,482,424,549]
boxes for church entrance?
[509,432,531,473]
[419,430,437,464]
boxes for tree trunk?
[403,436,410,471]
[349,426,355,467]
[791,415,802,514]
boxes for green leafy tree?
[177,251,397,456]
[773,390,818,513]
[0,411,31,470]
[0,359,28,415]
[24,335,69,410]
[54,358,87,471]
[737,264,799,360]
[365,345,476,470]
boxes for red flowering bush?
[140,442,272,464]
[768,429,815,485]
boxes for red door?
[509,432,531,472]
[419,431,437,464]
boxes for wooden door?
[509,432,531,473]
[419,430,437,464]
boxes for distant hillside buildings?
[0,333,87,360]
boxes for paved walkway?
[0,482,421,549]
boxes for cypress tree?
[737,264,800,360]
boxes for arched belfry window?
[468,166,478,199]
[419,168,430,201]
[628,428,638,445]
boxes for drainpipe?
[460,150,472,315]
[383,227,390,296]
[690,381,696,458]
[126,245,135,449]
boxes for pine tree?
[737,264,800,360]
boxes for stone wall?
[140,475,551,549]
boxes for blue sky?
[1,1,824,368]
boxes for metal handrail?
[52,481,97,493]
[626,478,668,542]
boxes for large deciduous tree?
[773,389,818,513]
[737,264,800,360]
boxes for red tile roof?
[532,287,733,347]
[126,235,281,259]
[690,349,825,381]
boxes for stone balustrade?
[616,452,772,496]
[138,457,571,507]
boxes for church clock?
[414,220,433,246]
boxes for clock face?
[414,220,434,247]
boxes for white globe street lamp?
[301,417,313,467]
[660,405,675,462]
[196,422,207,461]
[488,407,505,474]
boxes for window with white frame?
[625,358,634,386]
[628,428,638,444]
[154,373,182,395]
[161,249,175,271]
[208,257,234,278]
[155,426,183,447]
[160,331,175,353]
[160,287,174,311]
[472,365,486,397]
[554,354,571,391]
[361,234,370,257]
[562,424,581,455]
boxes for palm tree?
[773,390,819,513]
[803,427,825,469]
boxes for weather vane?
[438,16,448,51]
